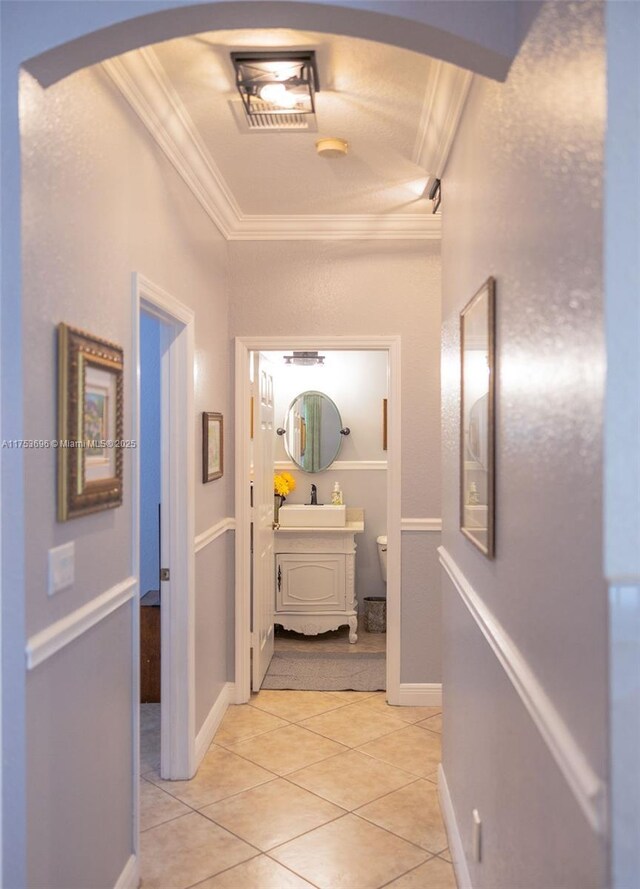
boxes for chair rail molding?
[194,517,236,553]
[438,546,607,836]
[401,518,442,532]
[25,576,137,670]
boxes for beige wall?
[20,65,232,887]
[440,2,607,885]
[229,239,442,682]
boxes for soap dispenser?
[331,481,343,506]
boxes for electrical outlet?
[472,809,482,863]
[48,542,75,596]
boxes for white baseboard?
[398,683,442,706]
[114,854,138,889]
[438,764,472,889]
[194,682,235,767]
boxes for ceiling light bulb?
[259,83,287,103]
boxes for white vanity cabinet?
[274,514,363,642]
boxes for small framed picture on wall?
[202,412,223,482]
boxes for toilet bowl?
[376,535,387,583]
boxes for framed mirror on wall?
[460,277,496,557]
[280,390,348,473]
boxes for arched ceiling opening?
[18,1,541,88]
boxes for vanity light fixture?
[283,351,325,366]
[231,50,320,118]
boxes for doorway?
[133,274,196,788]
[138,310,162,780]
[235,335,402,704]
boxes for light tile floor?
[140,691,457,889]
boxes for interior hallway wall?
[20,64,231,888]
[229,240,442,683]
[440,2,607,885]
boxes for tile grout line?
[348,807,446,858]
[140,696,447,889]
[377,854,438,889]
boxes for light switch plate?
[48,542,75,596]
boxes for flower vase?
[274,494,285,524]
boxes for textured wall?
[20,64,232,888]
[440,2,607,885]
[229,240,442,682]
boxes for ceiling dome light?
[316,138,349,158]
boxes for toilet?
[363,536,388,633]
[376,535,387,583]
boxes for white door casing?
[251,352,275,689]
[235,335,401,705]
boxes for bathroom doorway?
[133,274,197,783]
[268,348,388,693]
[235,336,402,704]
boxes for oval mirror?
[282,390,344,472]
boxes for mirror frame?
[282,389,345,473]
[459,277,496,558]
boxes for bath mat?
[262,650,385,692]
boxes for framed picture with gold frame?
[460,277,496,558]
[57,323,124,521]
[202,412,223,482]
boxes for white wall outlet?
[48,542,75,596]
[472,808,482,863]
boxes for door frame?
[132,273,196,793]
[234,335,402,704]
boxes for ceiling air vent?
[229,100,317,134]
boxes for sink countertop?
[276,506,364,534]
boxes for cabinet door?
[276,554,346,611]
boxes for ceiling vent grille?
[230,100,317,133]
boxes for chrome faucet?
[310,484,318,505]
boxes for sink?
[278,504,347,528]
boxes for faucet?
[310,484,318,505]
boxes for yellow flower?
[274,470,298,497]
[281,471,296,492]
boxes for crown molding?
[103,48,441,242]
[412,61,473,178]
[231,213,440,241]
[103,49,240,238]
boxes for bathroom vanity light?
[283,351,325,366]
[231,51,319,118]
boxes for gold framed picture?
[202,412,223,482]
[460,277,496,558]
[57,323,124,521]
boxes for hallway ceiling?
[104,29,472,240]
